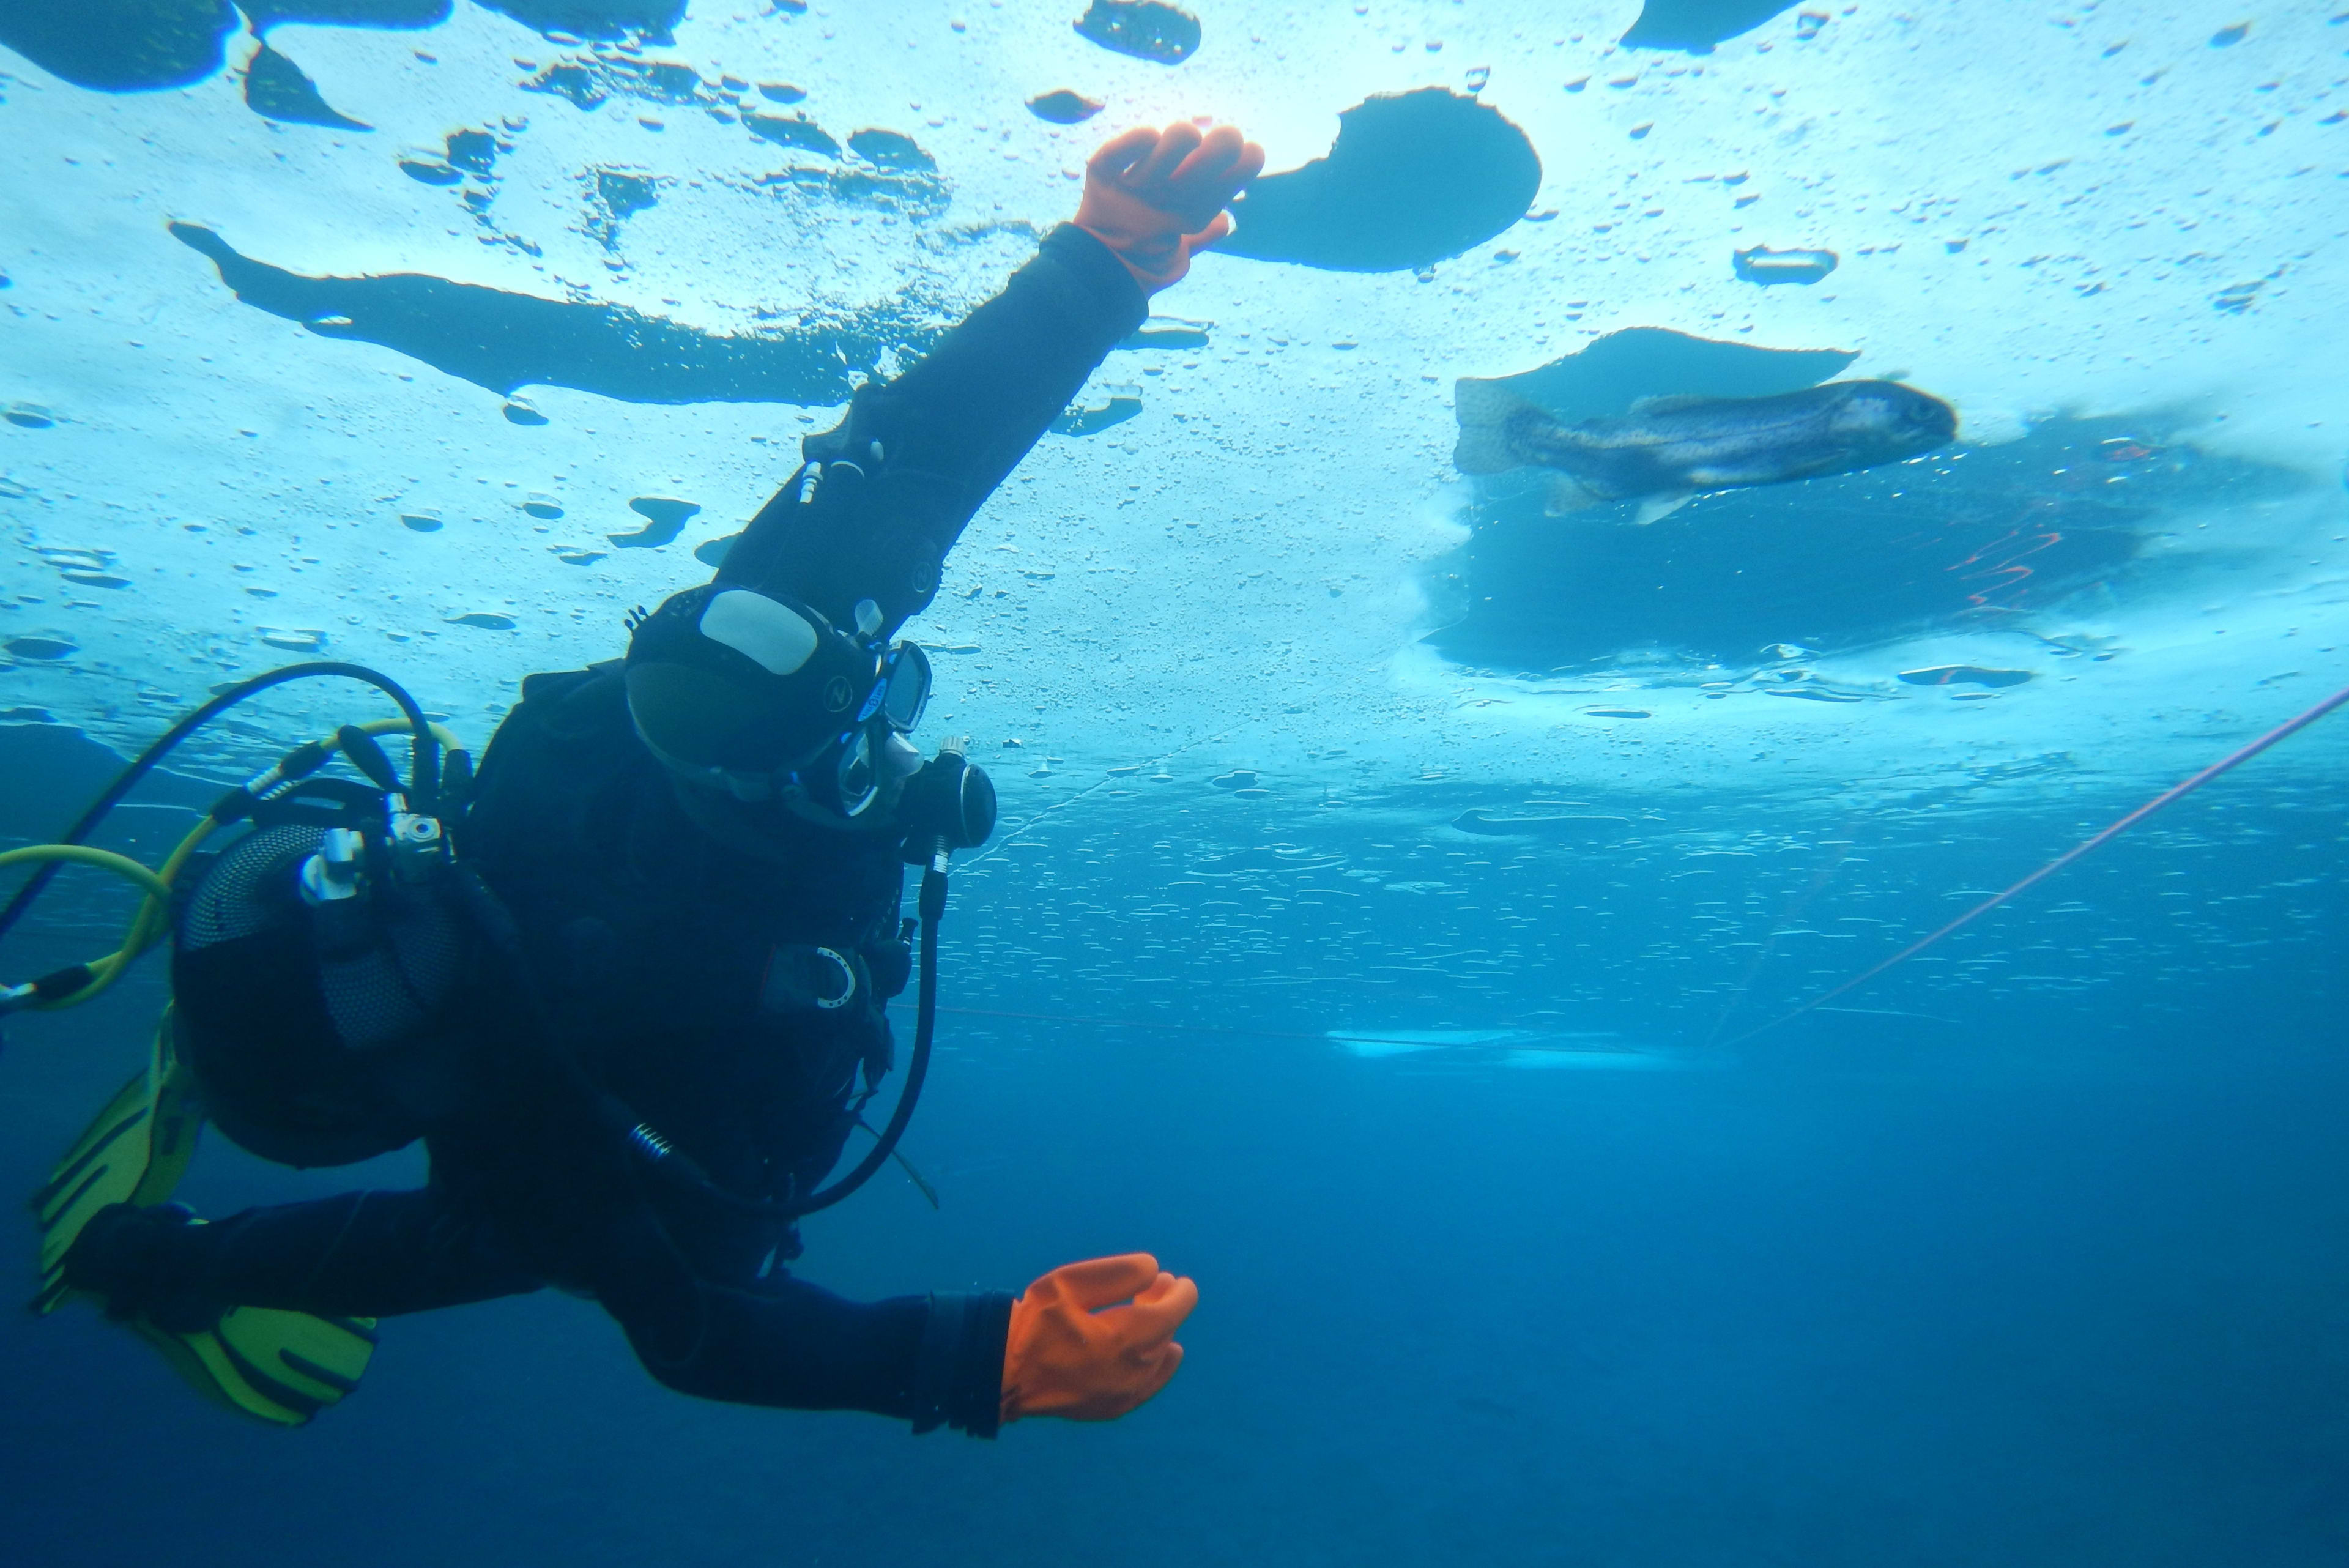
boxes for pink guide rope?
[1721,680,2349,1047]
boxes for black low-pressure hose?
[792,858,946,1216]
[0,661,437,951]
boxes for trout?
[1452,377,1958,522]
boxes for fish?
[1452,377,1958,524]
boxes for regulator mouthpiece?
[896,741,995,862]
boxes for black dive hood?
[623,584,874,789]
[623,581,993,850]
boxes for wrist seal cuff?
[909,1288,1015,1438]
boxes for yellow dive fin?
[31,1011,378,1426]
[32,1011,202,1307]
[133,1303,378,1427]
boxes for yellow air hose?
[0,716,467,1013]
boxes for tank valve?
[299,828,367,907]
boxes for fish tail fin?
[1543,476,1607,516]
[1452,377,1545,475]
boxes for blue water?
[5,780,2347,1564]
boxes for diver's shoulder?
[514,658,625,712]
[476,660,643,785]
[466,660,650,855]
[492,660,631,744]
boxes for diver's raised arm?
[715,122,1263,641]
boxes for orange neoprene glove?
[999,1253,1198,1423]
[1073,122,1267,294]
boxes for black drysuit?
[149,225,1148,1436]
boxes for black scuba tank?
[173,820,469,1168]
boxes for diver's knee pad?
[173,824,469,1168]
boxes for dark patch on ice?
[524,60,616,110]
[2208,21,2249,46]
[746,111,839,156]
[446,125,499,173]
[757,81,806,104]
[1072,0,1199,65]
[239,1,450,31]
[404,125,543,255]
[523,51,713,111]
[1734,245,1836,284]
[585,166,659,248]
[593,171,650,209]
[4,402,57,429]
[1,0,464,95]
[0,0,238,92]
[244,40,370,128]
[694,533,739,568]
[1620,0,1801,53]
[1218,89,1540,273]
[1027,89,1104,124]
[1460,327,1855,426]
[401,125,507,186]
[2211,278,2266,314]
[1426,412,2293,672]
[609,495,699,548]
[169,222,938,407]
[399,155,464,185]
[848,128,934,172]
[477,0,683,43]
[4,635,76,659]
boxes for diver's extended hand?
[1074,122,1266,293]
[1000,1252,1197,1422]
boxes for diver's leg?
[65,1187,543,1324]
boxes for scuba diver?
[9,121,1266,1435]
